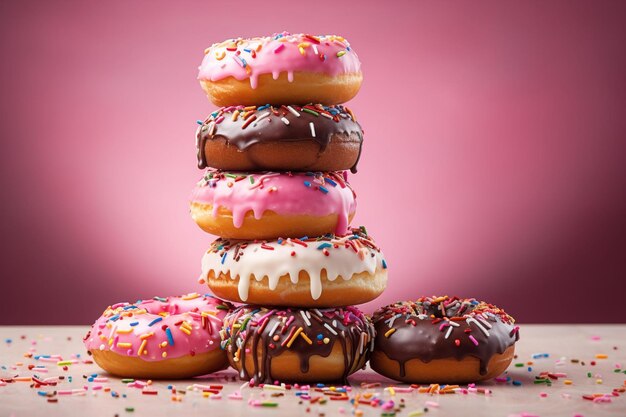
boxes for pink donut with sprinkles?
[84,293,233,379]
[198,32,363,106]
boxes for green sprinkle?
[56,361,72,366]
[587,372,592,377]
[125,407,135,412]
[337,51,346,57]
[302,108,319,116]
[260,402,279,407]
[121,378,135,383]
[514,363,524,367]
[249,176,255,184]
[216,304,229,310]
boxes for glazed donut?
[83,293,233,379]
[190,170,356,240]
[221,305,374,383]
[199,227,387,307]
[198,32,362,106]
[196,104,363,173]
[370,296,519,384]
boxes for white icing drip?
[201,238,385,301]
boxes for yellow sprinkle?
[160,341,168,348]
[162,352,167,358]
[56,361,72,366]
[299,332,313,345]
[323,337,330,344]
[116,328,133,334]
[140,332,154,340]
[215,51,225,60]
[231,110,240,122]
[564,379,573,385]
[595,354,608,359]
[596,379,603,384]
[287,327,304,348]
[116,342,132,349]
[182,293,200,300]
[138,339,147,356]
[384,328,397,338]
[180,326,191,336]
[386,387,396,396]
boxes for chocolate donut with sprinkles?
[196,104,363,173]
[370,296,519,383]
[221,305,374,383]
[199,226,387,307]
[84,293,233,379]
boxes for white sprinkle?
[268,321,280,337]
[448,320,460,327]
[287,105,300,117]
[253,111,270,126]
[312,44,319,55]
[477,315,493,329]
[309,122,316,137]
[320,111,333,119]
[323,323,338,335]
[281,117,290,125]
[467,317,490,337]
[313,309,323,317]
[444,326,454,339]
[300,310,311,326]
[332,320,337,328]
[358,332,365,355]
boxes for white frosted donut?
[199,227,388,307]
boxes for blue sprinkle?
[382,259,388,269]
[109,315,120,322]
[129,321,139,327]
[325,178,337,187]
[277,238,283,244]
[221,252,228,265]
[303,181,312,188]
[317,243,332,250]
[37,391,48,397]
[122,394,127,398]
[528,366,533,372]
[318,186,329,194]
[88,377,94,382]
[196,120,203,125]
[211,111,219,118]
[123,305,137,310]
[148,317,163,327]
[5,339,12,344]
[257,104,270,111]
[243,48,252,53]
[531,353,550,359]
[317,383,325,388]
[512,380,522,386]
[317,334,323,340]
[299,236,308,241]
[165,328,174,346]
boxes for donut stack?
[191,32,388,383]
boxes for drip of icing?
[198,32,361,89]
[200,228,386,301]
[191,170,357,234]
[222,305,374,383]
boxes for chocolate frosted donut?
[371,296,519,383]
[196,104,363,173]
[221,305,374,383]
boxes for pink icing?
[83,294,231,362]
[191,170,357,235]
[198,32,361,89]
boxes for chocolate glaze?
[372,297,520,377]
[222,305,374,383]
[196,104,363,173]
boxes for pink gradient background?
[1,1,625,324]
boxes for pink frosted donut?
[198,32,362,106]
[190,169,357,240]
[84,293,233,379]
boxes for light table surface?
[1,325,625,417]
